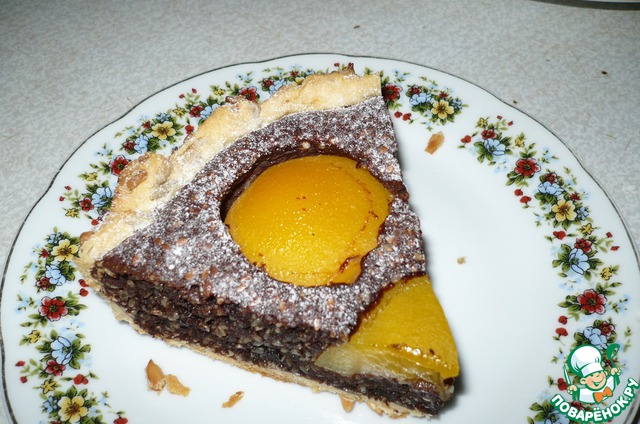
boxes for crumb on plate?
[340,395,356,412]
[426,132,444,154]
[222,390,245,408]
[146,359,190,396]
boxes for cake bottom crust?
[93,272,453,418]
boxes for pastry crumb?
[222,390,244,408]
[425,132,444,154]
[366,401,384,415]
[340,395,356,412]
[146,360,166,392]
[457,256,467,264]
[146,359,190,396]
[165,374,191,396]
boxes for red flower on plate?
[45,359,65,376]
[461,135,472,144]
[239,86,258,102]
[557,378,568,391]
[109,155,129,176]
[555,327,568,337]
[122,140,135,152]
[577,289,607,315]
[39,296,68,321]
[544,172,557,183]
[514,157,540,178]
[79,197,93,212]
[37,277,52,291]
[408,85,421,96]
[73,373,89,385]
[381,83,402,102]
[114,418,128,424]
[520,195,532,204]
[574,238,592,253]
[189,105,203,118]
[599,321,615,336]
[481,129,496,139]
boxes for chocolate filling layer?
[91,96,448,415]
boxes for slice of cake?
[77,67,459,418]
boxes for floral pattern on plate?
[458,115,633,423]
[2,55,637,424]
[8,61,467,424]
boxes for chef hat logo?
[568,344,604,378]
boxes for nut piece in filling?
[225,155,392,287]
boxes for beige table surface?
[1,1,639,422]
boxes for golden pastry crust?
[76,68,452,418]
[77,69,380,283]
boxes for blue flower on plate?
[583,327,607,349]
[156,112,171,122]
[43,395,57,413]
[544,410,570,424]
[50,336,74,366]
[134,134,149,154]
[269,79,287,95]
[483,138,506,156]
[451,98,463,110]
[538,181,564,197]
[200,104,219,121]
[47,232,62,245]
[410,92,431,106]
[576,206,589,221]
[45,263,67,286]
[91,186,113,209]
[568,247,590,275]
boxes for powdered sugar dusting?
[99,97,426,339]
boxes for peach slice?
[225,155,392,287]
[315,276,459,387]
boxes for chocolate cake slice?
[77,68,458,418]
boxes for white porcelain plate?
[2,54,639,424]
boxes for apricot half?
[224,155,392,286]
[314,275,459,384]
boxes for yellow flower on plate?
[65,208,79,218]
[551,199,577,222]
[600,267,613,281]
[431,100,454,120]
[172,107,186,117]
[41,378,58,394]
[28,329,41,344]
[58,396,89,423]
[476,117,488,128]
[85,172,98,182]
[151,121,176,140]
[52,239,78,262]
[580,223,594,236]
